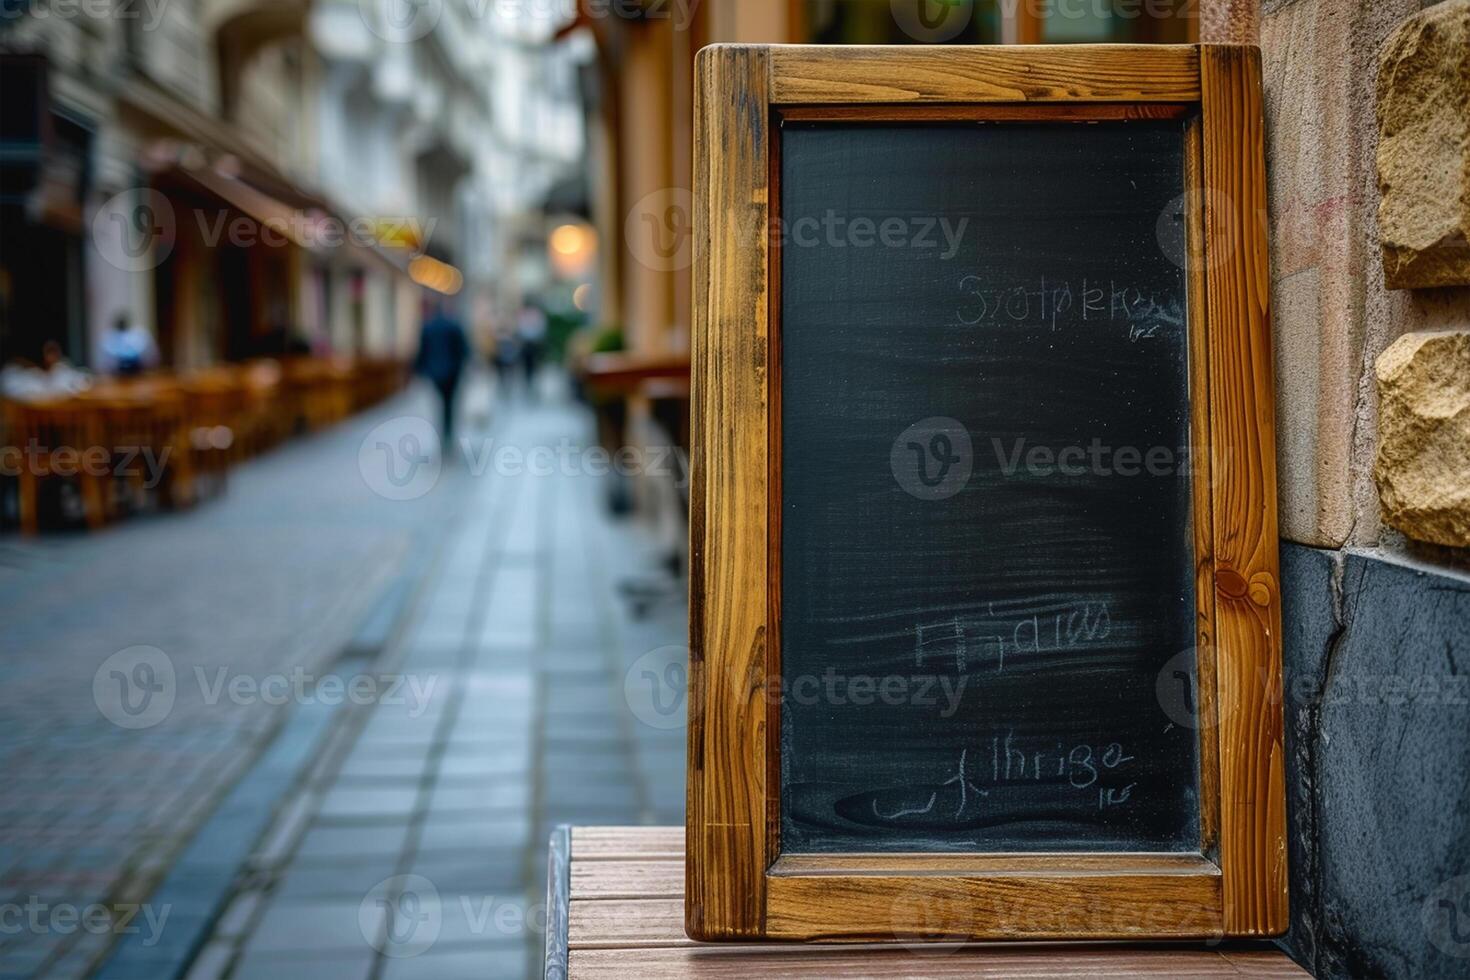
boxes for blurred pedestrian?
[490,324,520,398]
[0,356,47,401]
[100,311,158,376]
[516,303,547,397]
[40,341,91,394]
[414,298,470,446]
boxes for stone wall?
[1257,0,1470,552]
[1235,0,1470,975]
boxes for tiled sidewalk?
[180,393,688,979]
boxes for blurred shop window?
[806,0,1004,44]
[1045,4,1117,41]
[1042,0,1195,43]
[803,0,1194,45]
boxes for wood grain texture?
[688,41,1286,944]
[688,43,772,942]
[575,826,684,860]
[764,99,784,874]
[771,853,1218,874]
[1185,112,1223,863]
[1199,44,1288,937]
[561,828,1307,977]
[570,946,1309,979]
[561,834,1311,975]
[777,103,1193,122]
[765,871,1222,942]
[571,899,689,949]
[575,860,684,901]
[768,45,1201,104]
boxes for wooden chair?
[282,357,333,432]
[2,397,107,535]
[354,356,397,410]
[80,382,194,517]
[238,360,286,456]
[324,357,357,424]
[180,369,245,494]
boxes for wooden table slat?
[570,899,688,948]
[571,859,684,900]
[568,946,1309,979]
[573,826,685,859]
[555,827,1310,978]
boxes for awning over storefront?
[119,77,411,278]
[174,164,315,248]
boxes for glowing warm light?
[549,223,597,280]
[550,224,589,256]
[573,283,593,311]
[409,254,464,295]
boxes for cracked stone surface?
[1279,542,1470,978]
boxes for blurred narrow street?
[0,376,686,978]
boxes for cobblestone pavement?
[0,378,687,978]
[0,383,480,978]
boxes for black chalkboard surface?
[779,120,1199,853]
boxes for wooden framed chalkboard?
[688,44,1284,944]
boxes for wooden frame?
[688,44,1283,944]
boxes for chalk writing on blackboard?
[915,602,1113,674]
[869,734,1139,826]
[956,275,1185,341]
[779,120,1198,853]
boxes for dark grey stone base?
[1278,542,1470,979]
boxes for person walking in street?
[516,303,547,398]
[414,298,470,448]
[491,323,520,398]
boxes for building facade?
[1,0,587,371]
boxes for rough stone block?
[1377,0,1470,289]
[1374,330,1470,547]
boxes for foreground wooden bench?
[544,827,1311,979]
